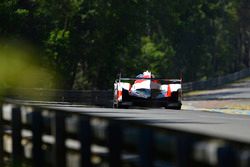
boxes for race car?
[113,71,182,109]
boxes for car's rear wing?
[115,78,182,84]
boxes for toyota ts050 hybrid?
[113,71,182,109]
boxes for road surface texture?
[8,76,248,145]
[50,77,250,143]
[50,106,250,144]
[183,77,250,115]
[2,77,250,167]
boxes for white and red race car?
[113,71,182,109]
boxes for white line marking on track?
[199,115,250,121]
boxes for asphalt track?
[51,106,250,144]
[8,78,250,145]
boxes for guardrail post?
[12,107,23,167]
[107,120,123,167]
[52,111,66,167]
[240,150,250,167]
[217,145,237,167]
[0,103,3,166]
[139,128,154,167]
[31,108,43,167]
[78,116,92,167]
[176,135,194,167]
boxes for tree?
[0,0,244,89]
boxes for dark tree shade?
[0,0,245,89]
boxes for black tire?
[113,102,129,109]
[113,103,118,108]
[174,105,181,110]
[165,104,181,110]
[120,105,129,109]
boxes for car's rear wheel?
[174,105,181,110]
[113,101,129,109]
[113,103,118,108]
[165,103,181,110]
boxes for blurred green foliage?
[0,42,55,98]
[0,0,248,90]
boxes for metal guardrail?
[4,68,250,105]
[182,68,250,92]
[5,89,114,107]
[0,102,250,167]
[1,69,250,166]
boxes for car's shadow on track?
[117,117,224,125]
